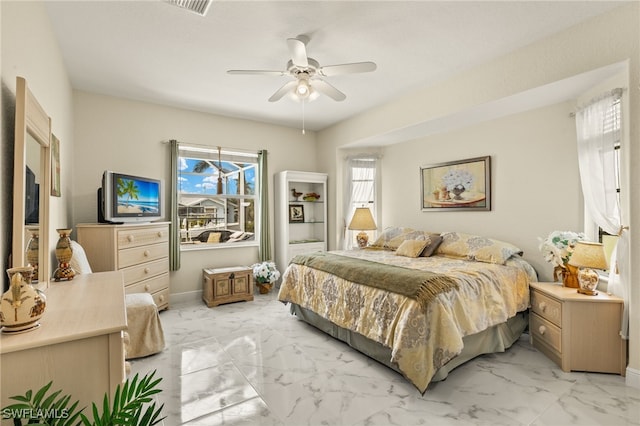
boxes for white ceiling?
[44,1,627,133]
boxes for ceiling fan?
[227,35,377,103]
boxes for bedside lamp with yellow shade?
[348,207,377,248]
[568,241,608,296]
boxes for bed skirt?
[289,303,528,384]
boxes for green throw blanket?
[289,252,458,309]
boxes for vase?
[451,184,465,200]
[25,228,39,282]
[53,228,75,281]
[1,266,46,333]
[257,281,273,294]
[554,263,579,288]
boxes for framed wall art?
[51,134,61,197]
[420,156,491,211]
[289,204,305,223]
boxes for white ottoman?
[124,293,165,359]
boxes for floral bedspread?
[277,250,535,392]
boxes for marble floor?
[130,291,640,426]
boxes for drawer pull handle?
[143,250,150,257]
[157,231,163,237]
[539,302,547,312]
[538,325,546,335]
[127,235,135,242]
[159,295,164,302]
[144,267,150,274]
[145,284,150,292]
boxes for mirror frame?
[12,77,51,285]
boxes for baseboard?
[168,290,202,306]
[626,367,640,389]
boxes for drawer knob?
[143,250,150,257]
[539,302,547,312]
[159,294,164,302]
[157,231,163,237]
[144,267,150,274]
[145,284,150,292]
[127,235,135,242]
[538,325,546,335]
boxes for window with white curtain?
[177,145,258,247]
[344,156,378,249]
[585,96,621,269]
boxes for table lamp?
[348,207,377,248]
[568,241,608,296]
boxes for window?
[344,156,379,249]
[178,145,258,247]
[586,96,621,269]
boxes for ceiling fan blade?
[318,61,377,77]
[311,79,346,102]
[287,37,308,68]
[268,80,298,102]
[227,69,286,76]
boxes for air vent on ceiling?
[165,0,212,17]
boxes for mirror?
[12,77,51,285]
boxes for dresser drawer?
[530,312,562,353]
[125,272,169,295]
[121,258,169,286]
[530,289,562,326]
[117,226,169,250]
[152,287,170,310]
[118,243,168,269]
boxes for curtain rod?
[569,87,625,118]
[161,139,261,155]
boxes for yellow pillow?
[396,239,430,258]
[207,232,221,243]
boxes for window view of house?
[178,147,258,246]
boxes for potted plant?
[251,261,280,294]
[538,230,586,288]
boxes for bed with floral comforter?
[277,229,537,393]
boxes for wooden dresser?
[1,271,127,410]
[202,266,254,307]
[76,222,170,310]
[529,281,627,375]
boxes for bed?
[277,228,537,393]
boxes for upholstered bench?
[124,293,165,359]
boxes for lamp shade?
[348,208,377,231]
[568,241,608,269]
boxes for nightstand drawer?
[530,312,561,353]
[530,289,561,326]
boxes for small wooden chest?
[202,266,254,307]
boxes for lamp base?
[577,288,598,296]
[355,232,369,249]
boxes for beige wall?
[72,91,318,297]
[317,3,639,384]
[1,1,74,285]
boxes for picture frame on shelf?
[289,204,305,223]
[420,156,491,211]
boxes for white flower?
[251,261,280,283]
[441,169,474,191]
[538,230,586,267]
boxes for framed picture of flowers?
[420,156,491,211]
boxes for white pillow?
[69,240,93,274]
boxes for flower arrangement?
[538,230,586,268]
[441,169,474,191]
[251,261,280,284]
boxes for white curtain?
[342,156,377,250]
[575,88,629,338]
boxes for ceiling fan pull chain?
[302,100,306,135]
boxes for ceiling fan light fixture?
[295,80,311,98]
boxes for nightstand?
[529,281,627,375]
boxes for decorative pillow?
[207,232,221,243]
[435,232,523,265]
[420,234,443,257]
[370,227,415,249]
[396,239,430,258]
[69,240,93,274]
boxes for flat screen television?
[98,171,163,223]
